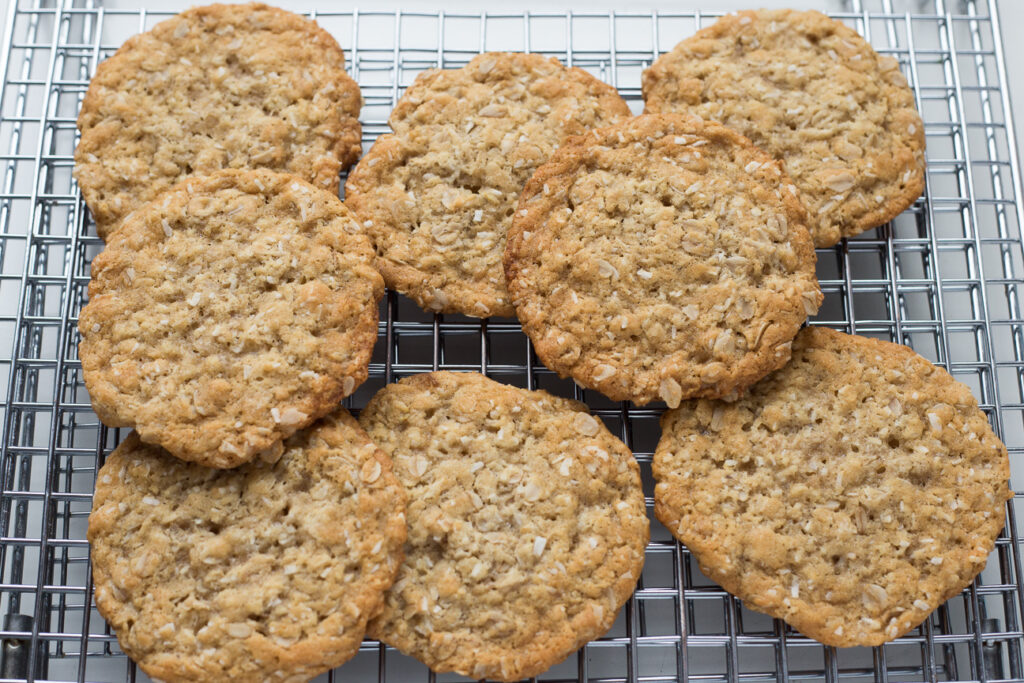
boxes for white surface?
[997,0,1024,171]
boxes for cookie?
[653,327,1010,647]
[75,2,362,240]
[643,9,926,247]
[505,113,822,406]
[344,52,630,318]
[87,409,407,683]
[78,169,384,468]
[359,372,648,681]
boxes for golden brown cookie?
[75,2,362,240]
[78,169,383,468]
[643,9,926,247]
[88,409,406,683]
[653,327,1010,647]
[505,113,821,406]
[359,372,648,681]
[345,52,630,318]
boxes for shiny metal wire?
[0,0,1022,680]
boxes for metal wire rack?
[0,0,1022,681]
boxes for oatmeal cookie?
[88,409,406,683]
[345,52,630,318]
[643,9,926,247]
[505,113,821,405]
[359,372,648,681]
[653,327,1010,647]
[75,2,362,240]
[78,169,383,468]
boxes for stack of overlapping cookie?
[346,6,1009,653]
[76,5,403,680]
[75,3,1011,682]
[76,4,648,682]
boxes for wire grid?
[0,0,1022,681]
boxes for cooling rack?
[1,0,1023,681]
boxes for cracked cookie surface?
[359,372,648,681]
[78,169,383,468]
[88,410,406,683]
[75,2,362,239]
[653,327,1010,647]
[505,113,821,405]
[345,52,630,318]
[643,9,925,247]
